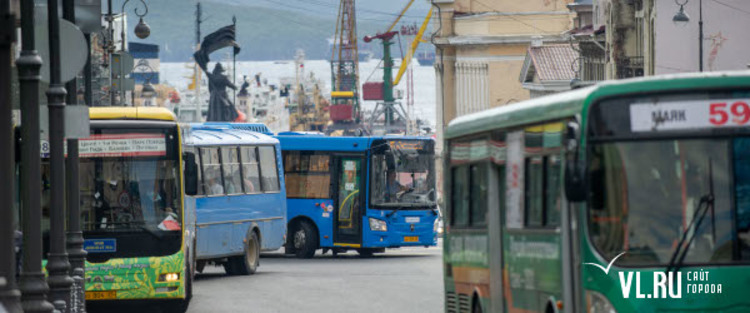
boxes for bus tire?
[293,221,317,259]
[226,231,260,275]
[472,297,483,313]
[357,249,374,258]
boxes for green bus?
[442,72,750,313]
[31,107,199,312]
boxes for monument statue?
[193,24,241,122]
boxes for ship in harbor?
[416,49,435,66]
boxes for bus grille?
[446,292,471,313]
[458,293,471,312]
[446,291,457,313]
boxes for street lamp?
[673,0,690,26]
[141,80,156,100]
[106,0,150,106]
[135,59,156,106]
[121,0,150,45]
[673,0,704,72]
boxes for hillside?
[115,0,432,62]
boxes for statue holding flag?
[194,24,241,122]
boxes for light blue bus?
[182,123,286,274]
[276,133,439,258]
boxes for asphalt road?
[187,243,443,313]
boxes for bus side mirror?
[564,119,587,202]
[184,152,199,196]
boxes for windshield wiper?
[386,206,407,218]
[666,159,715,273]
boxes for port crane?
[328,0,362,135]
[362,0,432,134]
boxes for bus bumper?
[84,251,186,301]
[363,227,438,248]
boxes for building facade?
[431,0,575,201]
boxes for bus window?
[451,165,469,227]
[283,152,331,198]
[469,164,487,226]
[545,155,562,226]
[525,156,544,227]
[201,147,224,196]
[240,146,261,193]
[259,146,280,192]
[185,146,204,196]
[221,147,242,194]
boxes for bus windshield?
[78,158,181,233]
[370,140,436,208]
[587,90,750,266]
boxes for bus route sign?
[630,98,750,132]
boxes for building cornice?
[522,80,574,92]
[433,34,568,46]
[455,11,573,20]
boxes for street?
[188,244,443,313]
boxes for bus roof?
[184,123,278,146]
[275,134,434,152]
[445,71,750,139]
[89,107,177,121]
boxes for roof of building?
[520,44,578,83]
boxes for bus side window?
[259,146,280,192]
[201,147,224,196]
[189,147,204,196]
[525,156,544,227]
[451,165,469,227]
[545,155,562,226]
[469,164,488,226]
[240,146,261,193]
[221,146,242,195]
[284,152,331,199]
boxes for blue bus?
[182,123,286,274]
[276,133,439,258]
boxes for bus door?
[332,155,365,246]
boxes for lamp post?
[61,0,87,311]
[674,0,703,72]
[106,0,150,106]
[17,0,55,310]
[45,0,75,311]
[0,0,21,310]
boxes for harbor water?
[160,59,437,129]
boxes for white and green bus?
[443,72,750,313]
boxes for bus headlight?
[586,290,616,313]
[369,218,387,232]
[433,219,439,233]
[158,272,180,282]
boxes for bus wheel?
[357,249,374,258]
[226,231,260,275]
[472,298,483,313]
[293,221,317,259]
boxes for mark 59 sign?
[630,99,750,132]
